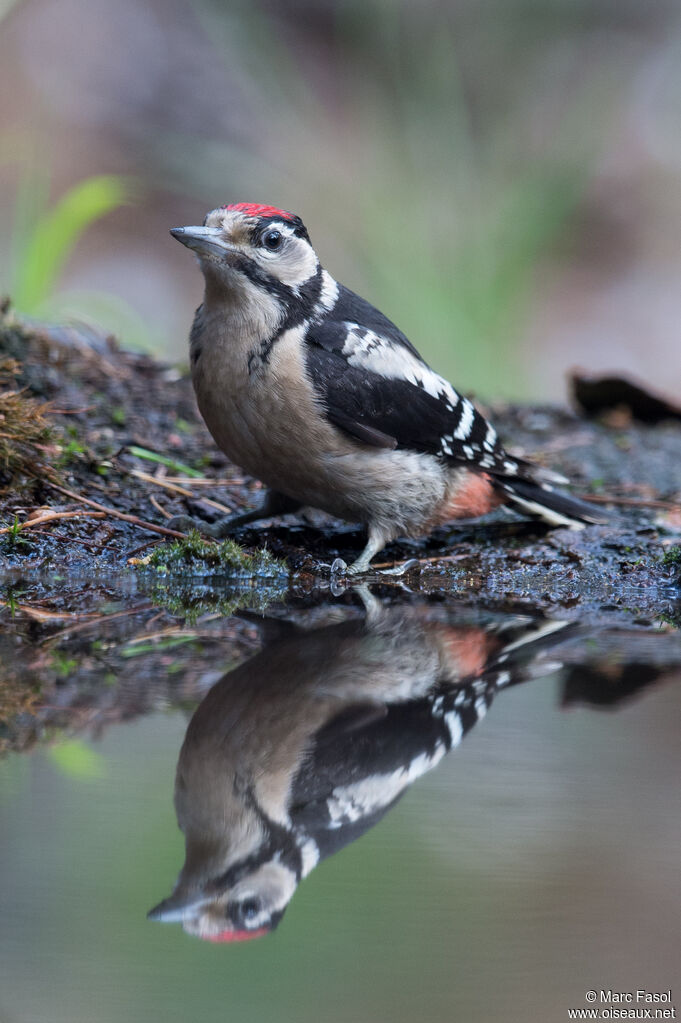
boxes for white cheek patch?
[278,247,319,288]
[342,324,462,412]
[230,862,298,926]
[258,223,318,288]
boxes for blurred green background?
[1,0,681,398]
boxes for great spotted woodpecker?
[169,203,603,573]
[147,597,570,942]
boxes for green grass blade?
[127,446,204,479]
[13,175,132,313]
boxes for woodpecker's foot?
[166,491,301,539]
[166,510,257,538]
[333,526,395,575]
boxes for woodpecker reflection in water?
[148,592,572,942]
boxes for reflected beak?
[147,891,209,923]
[170,225,236,260]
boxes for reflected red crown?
[201,926,270,943]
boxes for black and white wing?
[288,675,501,866]
[304,284,604,526]
[304,283,520,476]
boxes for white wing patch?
[484,421,498,451]
[298,838,320,877]
[453,398,474,440]
[336,321,518,471]
[445,710,464,747]
[326,746,447,826]
[341,323,461,412]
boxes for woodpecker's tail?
[495,477,606,529]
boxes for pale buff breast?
[192,320,454,533]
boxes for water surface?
[1,587,679,1023]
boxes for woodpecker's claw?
[377,558,420,577]
[333,556,419,577]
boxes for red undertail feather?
[439,473,502,522]
[222,203,295,221]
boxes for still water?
[1,585,679,1023]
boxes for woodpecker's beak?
[170,226,237,260]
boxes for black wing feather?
[305,342,466,457]
[304,310,515,476]
[303,288,604,525]
[330,284,426,361]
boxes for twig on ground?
[190,495,235,515]
[44,481,187,539]
[26,529,99,552]
[129,467,236,515]
[371,552,471,570]
[163,476,246,487]
[129,468,195,498]
[0,509,105,535]
[126,538,160,559]
[149,494,172,520]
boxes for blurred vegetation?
[0,0,20,23]
[5,173,162,351]
[48,738,106,780]
[159,0,605,396]
[1,0,668,396]
[11,175,129,313]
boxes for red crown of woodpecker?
[222,203,295,221]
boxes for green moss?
[661,546,681,567]
[144,530,288,579]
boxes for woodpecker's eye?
[231,896,263,928]
[262,229,283,251]
[241,897,261,919]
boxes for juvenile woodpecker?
[170,203,603,572]
[147,598,569,942]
